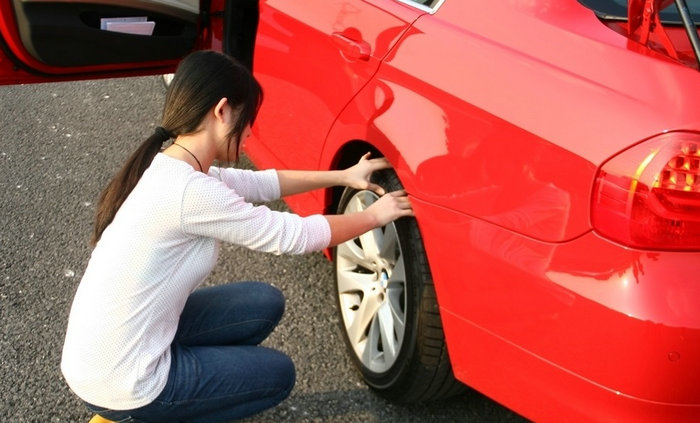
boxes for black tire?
[333,168,465,403]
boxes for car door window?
[578,0,700,22]
[395,0,444,12]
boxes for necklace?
[172,143,203,172]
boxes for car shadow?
[243,387,530,423]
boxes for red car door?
[0,0,215,85]
[247,0,425,211]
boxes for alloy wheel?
[336,190,407,373]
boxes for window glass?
[578,0,700,23]
[400,0,443,10]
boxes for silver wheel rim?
[336,190,407,373]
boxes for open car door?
[0,0,254,85]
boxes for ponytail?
[90,127,172,246]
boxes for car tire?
[334,168,465,403]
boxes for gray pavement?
[0,76,528,422]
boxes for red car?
[2,1,699,422]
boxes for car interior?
[6,0,258,71]
[11,0,198,67]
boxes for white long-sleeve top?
[61,153,331,410]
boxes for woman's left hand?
[343,152,391,195]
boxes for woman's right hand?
[365,190,414,227]
[325,190,413,247]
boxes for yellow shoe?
[89,415,115,423]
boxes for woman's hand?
[324,190,413,247]
[343,152,392,195]
[365,190,414,227]
[277,153,391,197]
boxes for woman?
[60,50,413,423]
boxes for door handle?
[331,32,371,61]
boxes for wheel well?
[327,141,382,214]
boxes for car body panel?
[245,0,424,214]
[247,0,700,421]
[412,195,700,421]
[322,0,700,242]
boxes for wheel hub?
[379,269,389,289]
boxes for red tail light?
[592,132,700,250]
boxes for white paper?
[100,16,147,30]
[104,21,155,36]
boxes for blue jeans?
[86,282,295,423]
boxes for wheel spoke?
[386,252,406,347]
[340,190,381,266]
[348,191,376,213]
[376,302,399,364]
[336,239,374,274]
[347,291,382,346]
[358,227,383,259]
[386,287,406,343]
[337,236,365,263]
[336,268,374,295]
[378,223,399,261]
[346,194,364,214]
[364,316,379,366]
[388,253,406,285]
[386,259,406,352]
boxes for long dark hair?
[91,51,262,245]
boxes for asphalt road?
[0,76,529,423]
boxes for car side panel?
[323,9,600,243]
[324,0,700,242]
[318,1,700,420]
[246,0,419,214]
[246,0,700,420]
[413,197,700,422]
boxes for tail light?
[592,132,700,250]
